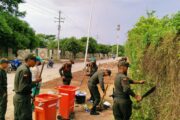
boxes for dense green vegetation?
[126,11,180,70]
[125,11,180,120]
[0,11,40,54]
[0,0,25,16]
[0,0,40,55]
[37,35,125,59]
[111,45,125,56]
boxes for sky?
[19,0,180,45]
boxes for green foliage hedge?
[125,11,180,72]
[125,11,180,120]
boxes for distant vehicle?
[47,57,54,68]
[112,54,116,59]
[7,59,22,73]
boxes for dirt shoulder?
[41,62,117,120]
[6,62,117,120]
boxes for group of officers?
[59,56,145,120]
[0,54,42,120]
[0,54,144,120]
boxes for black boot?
[90,106,100,115]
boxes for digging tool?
[79,63,91,87]
[32,61,45,104]
[109,88,115,99]
[79,68,87,87]
[98,84,109,110]
[142,86,156,99]
[39,61,45,78]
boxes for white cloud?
[19,0,180,44]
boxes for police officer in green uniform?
[0,58,9,120]
[87,58,98,77]
[59,60,74,85]
[88,69,111,115]
[86,59,98,101]
[113,61,145,120]
[13,54,42,120]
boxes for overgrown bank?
[125,11,180,120]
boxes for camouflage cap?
[118,61,130,67]
[0,58,9,64]
[25,53,37,61]
[90,57,96,62]
[119,57,127,62]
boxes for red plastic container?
[56,85,79,119]
[34,94,59,120]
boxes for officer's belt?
[114,94,130,99]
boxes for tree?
[79,37,98,54]
[36,34,56,49]
[62,37,82,59]
[0,0,25,16]
[0,13,12,44]
[97,44,111,55]
[172,11,180,33]
[0,11,39,53]
[111,45,125,56]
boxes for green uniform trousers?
[63,77,72,85]
[0,92,7,120]
[113,99,132,120]
[88,83,100,107]
[13,94,32,120]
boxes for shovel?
[98,85,109,111]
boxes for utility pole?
[84,0,94,65]
[116,25,120,58]
[55,11,64,60]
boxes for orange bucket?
[56,85,79,119]
[34,94,60,120]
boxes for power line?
[63,14,86,33]
[27,2,86,34]
[30,1,57,15]
[55,11,64,60]
[25,4,55,17]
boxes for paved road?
[7,58,116,94]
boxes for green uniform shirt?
[89,64,98,77]
[88,71,105,91]
[14,64,33,95]
[114,73,135,100]
[59,63,72,78]
[0,68,7,94]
